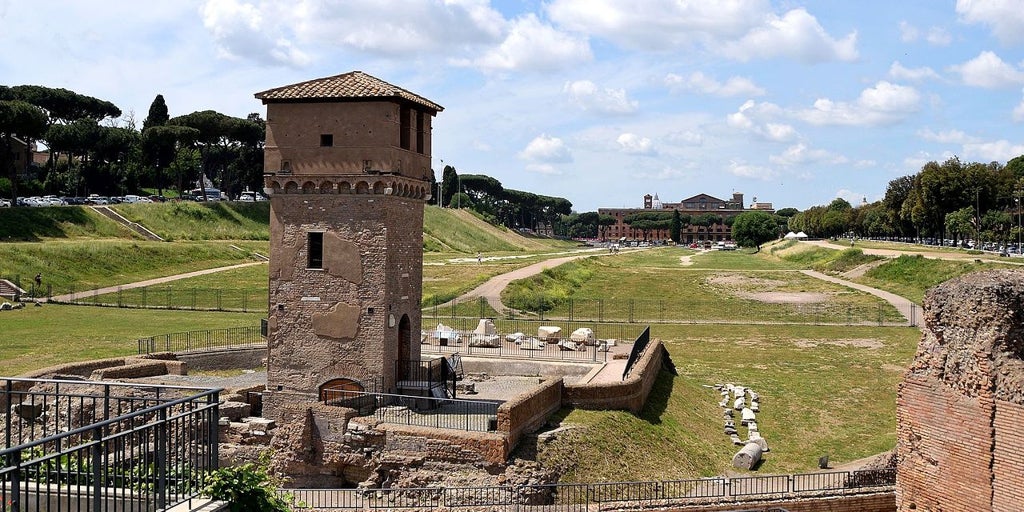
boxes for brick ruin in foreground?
[897,269,1024,511]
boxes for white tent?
[795,231,808,238]
[784,231,798,239]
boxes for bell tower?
[255,71,443,415]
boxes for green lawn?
[0,305,262,376]
[533,323,919,481]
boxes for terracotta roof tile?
[254,71,443,112]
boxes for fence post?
[156,406,168,510]
[569,299,574,322]
[92,425,104,512]
[118,287,123,307]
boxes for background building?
[599,192,773,243]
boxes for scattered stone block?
[732,442,763,470]
[733,397,745,410]
[219,401,251,422]
[537,326,562,341]
[469,334,501,348]
[473,318,496,335]
[570,328,596,345]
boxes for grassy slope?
[113,202,271,241]
[423,206,576,255]
[0,206,136,241]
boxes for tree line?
[789,156,1024,246]
[435,165,573,234]
[1,84,264,201]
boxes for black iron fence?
[1,377,220,512]
[622,326,651,380]
[137,325,264,354]
[281,468,894,509]
[321,390,500,432]
[425,296,913,326]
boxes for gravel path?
[47,261,267,303]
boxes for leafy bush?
[203,460,290,512]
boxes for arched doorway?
[397,314,412,381]
[319,377,365,404]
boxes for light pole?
[1017,192,1021,255]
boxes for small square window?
[308,232,324,269]
[320,134,333,147]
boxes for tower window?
[400,106,411,150]
[320,134,333,147]
[416,110,424,154]
[308,232,324,269]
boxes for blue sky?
[3,1,1024,212]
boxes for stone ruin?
[897,269,1024,511]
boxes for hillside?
[423,206,575,254]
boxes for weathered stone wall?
[378,424,507,466]
[91,360,184,380]
[265,192,424,417]
[264,101,433,181]
[177,347,266,371]
[896,269,1024,512]
[497,377,563,450]
[564,339,667,412]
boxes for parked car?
[238,191,267,202]
[0,198,10,207]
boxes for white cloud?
[546,2,856,63]
[664,72,765,97]
[525,164,562,175]
[917,128,978,144]
[1014,91,1024,122]
[616,133,655,155]
[200,0,310,67]
[720,9,858,63]
[471,14,592,72]
[727,100,795,141]
[727,160,776,180]
[564,80,638,113]
[665,130,704,146]
[957,0,1024,45]
[903,151,957,172]
[634,166,691,180]
[519,135,573,163]
[769,143,847,166]
[963,139,1024,162]
[898,21,919,43]
[795,81,921,126]
[926,27,952,46]
[546,0,767,48]
[889,61,940,82]
[949,51,1024,88]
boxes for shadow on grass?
[0,207,97,241]
[638,368,675,425]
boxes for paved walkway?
[48,261,267,303]
[799,269,918,326]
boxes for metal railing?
[425,296,912,326]
[1,377,220,512]
[137,325,265,354]
[321,391,500,432]
[54,284,266,313]
[622,326,651,380]
[280,468,895,509]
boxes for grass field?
[113,201,271,241]
[0,305,262,376]
[502,249,904,324]
[533,323,919,481]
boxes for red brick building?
[598,192,773,243]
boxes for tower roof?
[254,71,444,113]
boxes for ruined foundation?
[897,269,1024,511]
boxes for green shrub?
[203,459,290,512]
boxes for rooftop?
[254,70,444,113]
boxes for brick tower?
[255,72,443,415]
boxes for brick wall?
[632,492,894,512]
[178,347,266,371]
[378,424,507,465]
[564,339,666,412]
[895,270,1024,512]
[497,377,563,450]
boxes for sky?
[3,1,1024,212]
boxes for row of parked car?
[2,194,164,207]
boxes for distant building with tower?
[256,71,443,417]
[598,192,773,243]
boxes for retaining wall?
[564,339,666,413]
[633,491,894,512]
[496,377,563,451]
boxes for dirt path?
[805,239,1024,264]
[48,261,267,303]
[444,252,611,315]
[800,269,917,325]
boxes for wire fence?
[57,285,267,313]
[424,296,913,326]
[281,468,895,509]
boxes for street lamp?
[1017,192,1021,255]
